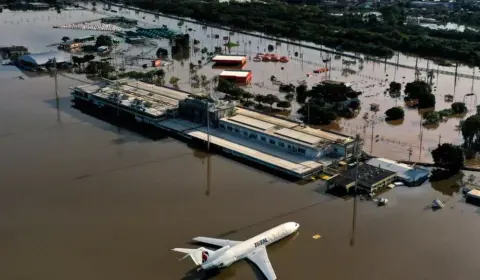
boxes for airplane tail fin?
[172,247,212,266]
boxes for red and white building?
[219,70,252,84]
[212,55,247,66]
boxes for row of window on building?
[219,123,307,155]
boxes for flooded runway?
[1,7,480,280]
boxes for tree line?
[128,0,480,66]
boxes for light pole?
[419,115,424,161]
[350,134,361,247]
[206,96,210,151]
[52,57,60,122]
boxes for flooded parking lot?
[1,6,480,280]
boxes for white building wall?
[219,120,319,158]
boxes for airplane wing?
[247,246,277,280]
[192,236,242,247]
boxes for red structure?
[212,55,247,66]
[219,70,252,84]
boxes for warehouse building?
[217,108,357,165]
[219,70,252,84]
[17,51,71,70]
[366,158,429,186]
[71,79,190,124]
[0,45,28,59]
[333,163,396,193]
[212,55,247,67]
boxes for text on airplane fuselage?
[254,238,268,247]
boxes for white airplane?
[173,222,300,280]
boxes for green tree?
[83,54,95,63]
[431,143,464,173]
[461,114,480,149]
[285,93,294,101]
[404,80,432,100]
[169,76,180,89]
[95,35,113,47]
[348,99,360,110]
[385,106,405,121]
[418,93,436,109]
[276,100,291,109]
[61,36,70,42]
[451,102,467,114]
[295,84,308,103]
[389,81,401,93]
[298,103,336,125]
[155,69,165,85]
[379,5,404,25]
[264,94,280,109]
[242,92,254,101]
[423,111,440,125]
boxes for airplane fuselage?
[201,222,299,270]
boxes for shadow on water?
[44,97,169,142]
[430,171,464,196]
[180,267,231,280]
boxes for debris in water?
[432,199,444,209]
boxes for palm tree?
[211,75,219,89]
[200,74,209,88]
[427,70,434,85]
[189,62,196,74]
[169,76,180,89]
[414,68,421,81]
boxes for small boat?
[377,197,388,206]
[270,55,279,62]
[279,56,289,63]
[262,56,270,62]
[253,56,261,62]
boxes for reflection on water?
[430,172,464,196]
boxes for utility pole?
[419,115,424,161]
[438,134,441,146]
[350,134,361,247]
[370,120,375,154]
[206,97,210,151]
[53,57,58,99]
[408,146,413,162]
[307,101,310,125]
[53,57,60,122]
[205,154,211,196]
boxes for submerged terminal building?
[71,79,360,179]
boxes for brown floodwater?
[2,8,480,280]
[1,74,480,280]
